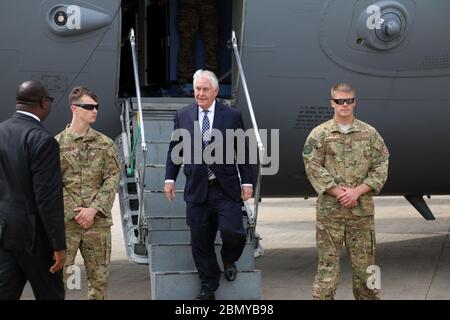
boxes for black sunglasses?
[332,98,355,105]
[73,103,99,110]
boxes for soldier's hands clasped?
[74,207,98,229]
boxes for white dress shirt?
[16,110,41,122]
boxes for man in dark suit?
[0,80,66,300]
[164,70,253,300]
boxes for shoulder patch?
[303,145,313,155]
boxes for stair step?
[147,215,250,244]
[150,270,261,300]
[141,192,249,219]
[147,229,253,245]
[142,192,186,217]
[142,166,186,191]
[148,243,255,272]
[131,97,193,111]
[147,216,248,231]
[147,216,188,230]
[148,230,191,244]
[141,142,171,166]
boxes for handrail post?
[129,28,147,242]
[231,30,264,241]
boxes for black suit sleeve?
[165,111,182,181]
[31,137,66,251]
[236,111,254,185]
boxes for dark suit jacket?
[0,113,66,256]
[165,101,253,203]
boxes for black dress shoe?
[195,287,216,300]
[224,263,237,281]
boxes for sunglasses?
[73,103,99,110]
[332,98,355,105]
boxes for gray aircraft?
[0,0,448,299]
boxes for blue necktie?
[202,110,214,179]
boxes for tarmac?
[22,195,450,300]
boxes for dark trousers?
[0,247,64,300]
[186,182,246,292]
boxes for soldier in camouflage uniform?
[55,86,120,300]
[302,83,389,300]
[177,0,219,82]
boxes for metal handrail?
[129,28,147,241]
[231,30,264,241]
[119,100,131,167]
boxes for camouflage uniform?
[55,126,120,300]
[302,119,389,300]
[177,0,219,81]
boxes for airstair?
[116,29,263,299]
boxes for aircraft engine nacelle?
[355,0,410,51]
[47,4,113,36]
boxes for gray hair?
[193,69,219,89]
